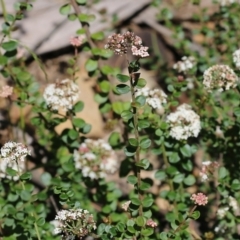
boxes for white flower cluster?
[233,49,240,69]
[229,196,239,213]
[1,141,30,163]
[218,0,240,6]
[135,87,167,111]
[0,141,30,180]
[217,206,229,219]
[54,209,96,239]
[166,104,201,140]
[203,65,238,92]
[74,139,118,179]
[173,56,196,73]
[43,79,79,112]
[199,161,219,182]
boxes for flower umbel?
[0,141,31,163]
[43,79,79,112]
[203,64,238,92]
[233,49,240,69]
[74,139,118,179]
[146,219,158,228]
[105,31,149,57]
[173,56,196,73]
[135,87,167,111]
[0,85,13,98]
[166,104,201,140]
[0,141,30,180]
[70,35,84,47]
[55,209,96,239]
[191,193,208,206]
[199,161,220,182]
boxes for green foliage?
[1,0,240,239]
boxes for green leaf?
[68,129,79,140]
[112,101,131,114]
[140,138,151,149]
[234,107,240,117]
[85,59,98,72]
[108,132,120,147]
[139,180,151,190]
[73,101,84,112]
[94,93,108,104]
[168,152,180,163]
[159,232,168,240]
[136,158,150,170]
[190,210,200,220]
[78,13,95,23]
[68,13,77,21]
[142,196,154,207]
[136,216,145,227]
[131,198,141,206]
[115,84,130,94]
[167,84,174,92]
[99,81,110,93]
[116,222,125,232]
[116,74,130,83]
[76,0,87,4]
[135,95,146,106]
[180,144,193,157]
[82,124,91,134]
[136,78,147,88]
[41,172,52,186]
[141,228,154,236]
[121,110,133,121]
[128,138,138,147]
[173,173,185,183]
[91,32,104,40]
[59,4,71,15]
[72,118,85,128]
[20,190,31,201]
[138,119,150,129]
[127,175,137,185]
[36,217,45,226]
[0,56,7,65]
[183,174,196,186]
[20,172,32,180]
[2,40,18,51]
[219,167,228,179]
[155,170,167,181]
[6,167,17,177]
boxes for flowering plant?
[0,1,240,240]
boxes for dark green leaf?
[73,101,84,112]
[128,138,138,147]
[140,138,151,149]
[173,173,185,183]
[142,196,154,207]
[155,170,167,181]
[116,74,130,83]
[72,118,85,128]
[127,175,137,185]
[108,132,120,147]
[115,84,130,94]
[20,172,32,180]
[2,40,18,51]
[121,110,133,121]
